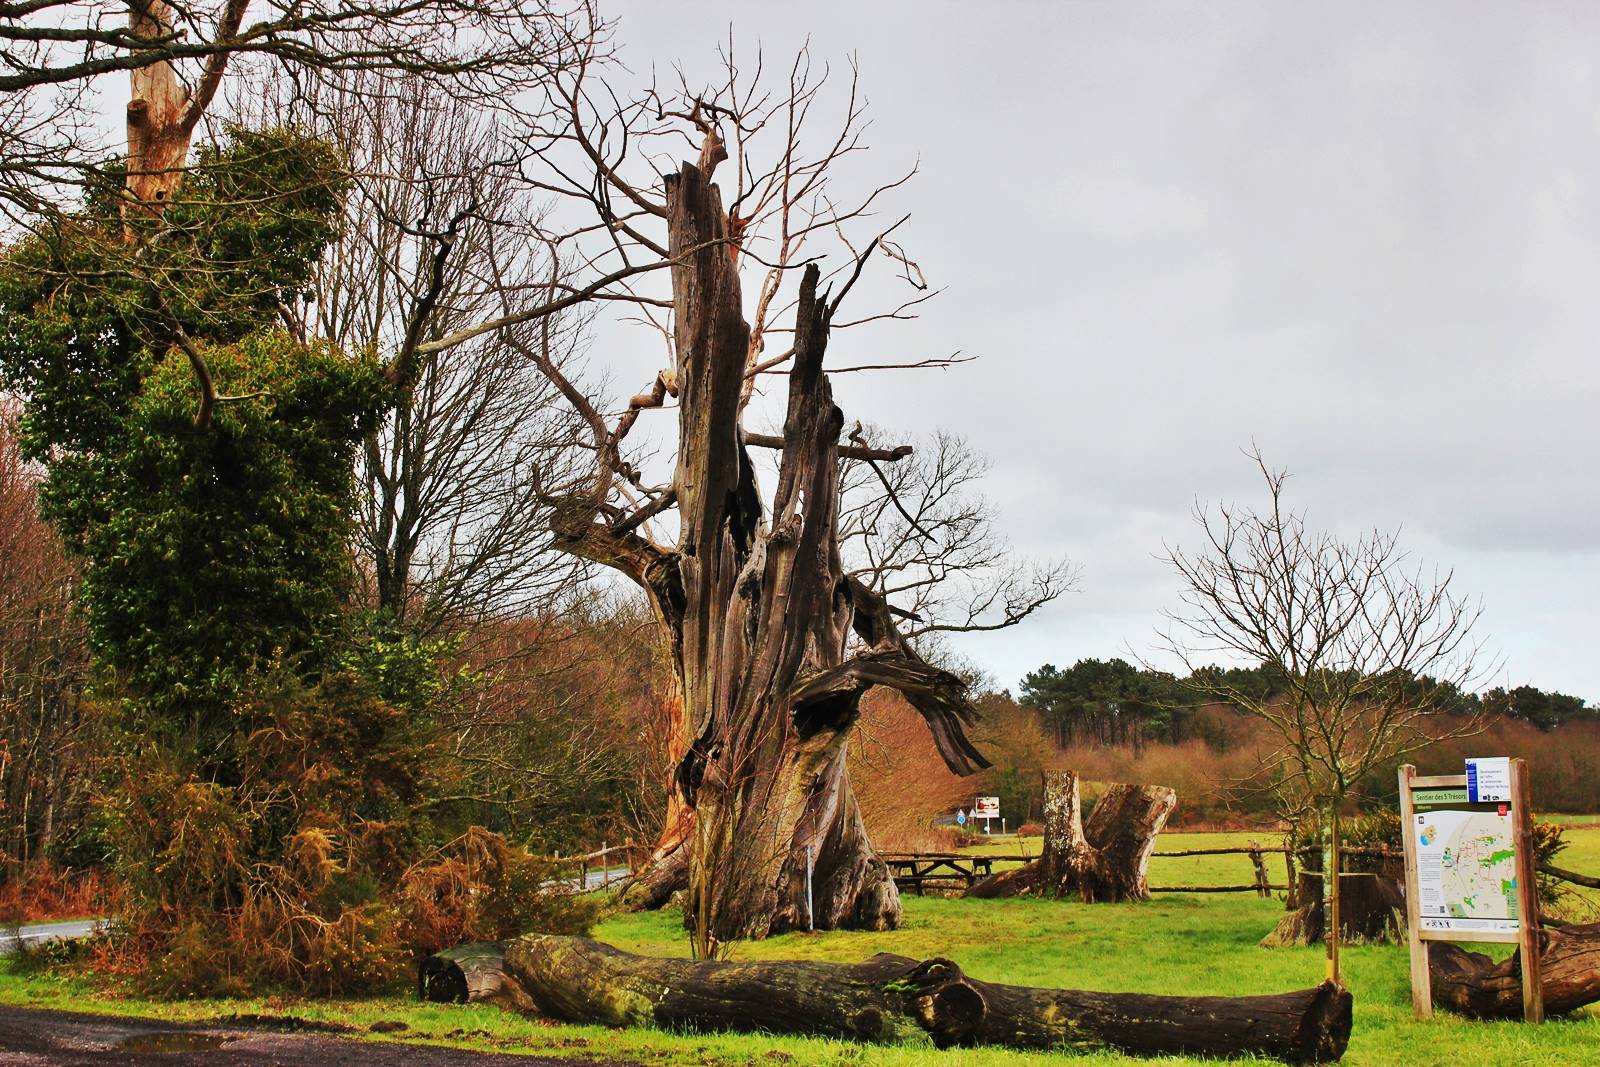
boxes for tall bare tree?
[1157,449,1490,984]
[836,428,1070,646]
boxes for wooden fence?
[551,840,645,891]
[554,839,1597,898]
[882,842,1599,898]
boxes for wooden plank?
[1417,928,1521,944]
[1151,884,1291,893]
[1399,764,1433,1018]
[1408,774,1467,788]
[1512,758,1545,1023]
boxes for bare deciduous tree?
[0,401,94,869]
[1157,449,1490,984]
[836,428,1072,645]
[235,70,592,630]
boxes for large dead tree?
[971,770,1175,902]
[588,167,990,950]
[420,936,1353,1064]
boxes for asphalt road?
[0,1005,634,1065]
[0,920,100,955]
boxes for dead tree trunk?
[556,161,989,947]
[1428,922,1600,1018]
[1261,872,1402,948]
[125,0,232,211]
[420,935,1352,1064]
[970,771,1174,902]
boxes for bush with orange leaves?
[100,662,601,996]
[398,827,605,957]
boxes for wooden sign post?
[1398,759,1543,1022]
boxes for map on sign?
[1411,786,1519,935]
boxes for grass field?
[3,828,1597,1065]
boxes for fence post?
[602,840,610,889]
[1249,842,1270,898]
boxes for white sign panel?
[973,796,1000,819]
[1411,802,1519,935]
[1466,757,1512,804]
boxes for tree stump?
[970,771,1175,902]
[1260,872,1402,948]
[421,935,1352,1063]
[1428,921,1600,1018]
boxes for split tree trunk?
[573,160,991,948]
[970,771,1175,902]
[1260,873,1403,948]
[421,936,1353,1064]
[1428,921,1600,1018]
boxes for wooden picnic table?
[879,852,995,894]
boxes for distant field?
[3,828,1597,1066]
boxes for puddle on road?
[115,1030,232,1053]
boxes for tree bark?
[420,936,1352,1063]
[1260,873,1402,949]
[970,771,1175,902]
[1428,922,1600,1019]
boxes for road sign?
[974,796,1000,819]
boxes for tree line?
[1019,657,1598,752]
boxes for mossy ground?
[4,828,1597,1065]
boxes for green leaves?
[0,126,386,735]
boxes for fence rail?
[549,839,1597,897]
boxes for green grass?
[4,829,1598,1065]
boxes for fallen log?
[971,771,1175,902]
[1429,921,1600,1018]
[420,935,1352,1064]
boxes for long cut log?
[421,935,1352,1064]
[1429,921,1600,1018]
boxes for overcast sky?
[603,1,1600,699]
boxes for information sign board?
[1399,759,1542,1023]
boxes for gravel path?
[0,1005,634,1066]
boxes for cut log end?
[1295,982,1356,1066]
[1428,921,1600,1018]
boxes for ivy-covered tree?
[0,129,390,736]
